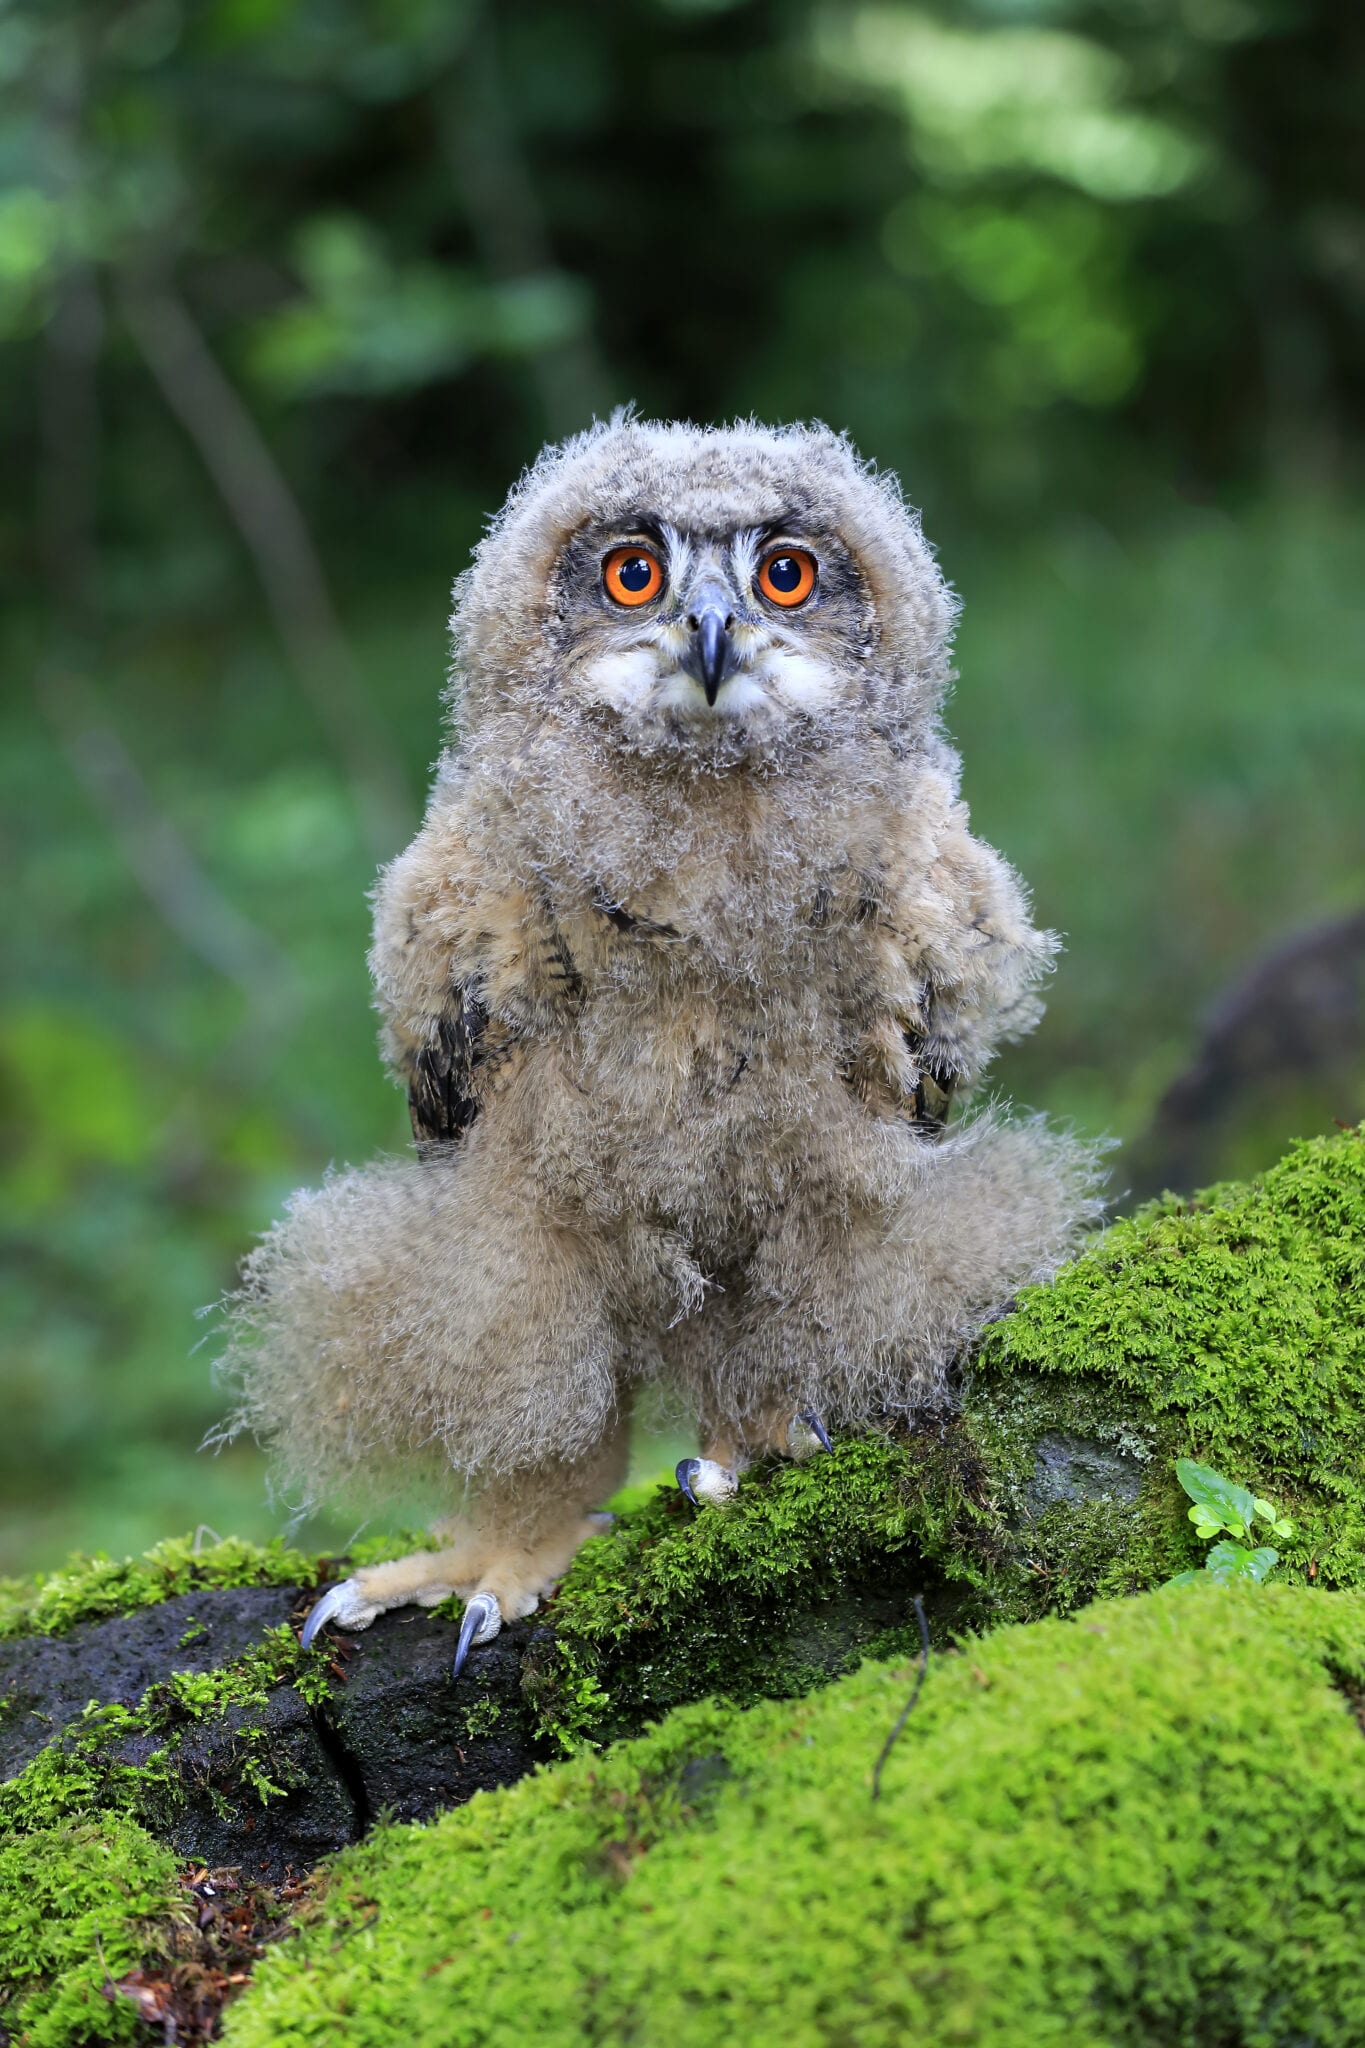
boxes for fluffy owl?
[221,414,1101,1673]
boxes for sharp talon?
[300,1576,379,1645]
[300,1583,348,1648]
[453,1592,502,1679]
[676,1457,738,1509]
[798,1409,834,1455]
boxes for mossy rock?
[221,1579,1365,2047]
[2,1129,1363,2042]
[0,1533,318,1642]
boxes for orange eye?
[603,546,664,607]
[757,548,817,608]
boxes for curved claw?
[798,1409,834,1455]
[301,1582,349,1648]
[676,1457,738,1510]
[300,1576,379,1646]
[453,1591,502,1679]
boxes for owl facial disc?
[567,517,866,748]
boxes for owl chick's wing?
[404,987,490,1144]
[875,801,1057,1129]
[901,1023,958,1137]
[369,788,580,1146]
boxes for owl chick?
[222,414,1101,1674]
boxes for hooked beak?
[681,586,739,706]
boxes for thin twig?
[117,270,411,856]
[871,1595,930,1801]
[37,248,102,629]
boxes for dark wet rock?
[0,1586,300,1781]
[1,1580,544,1880]
[1024,1433,1146,1514]
[326,1606,540,1825]
[157,1688,360,1885]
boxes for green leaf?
[1252,1496,1294,1540]
[1176,1459,1257,1540]
[1204,1541,1279,1585]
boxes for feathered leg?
[667,1114,1102,1506]
[221,1151,634,1500]
[733,1114,1102,1435]
[223,1149,645,1668]
[665,1276,834,1510]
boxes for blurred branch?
[36,21,101,634]
[35,662,302,1017]
[32,28,304,1060]
[37,254,103,630]
[438,8,611,436]
[1128,907,1365,1200]
[118,270,413,857]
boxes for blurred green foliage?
[1,0,1362,1575]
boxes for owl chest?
[494,899,906,1227]
[557,915,881,1124]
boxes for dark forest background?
[3,0,1363,1577]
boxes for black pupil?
[767,554,803,592]
[616,554,654,592]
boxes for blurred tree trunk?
[1128,909,1365,1200]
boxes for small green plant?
[1169,1458,1293,1587]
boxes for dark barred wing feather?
[408,989,490,1144]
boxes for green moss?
[0,1816,184,2048]
[221,1579,1365,2048]
[0,1705,173,1838]
[460,1693,503,1740]
[0,1533,319,1640]
[150,1623,334,1722]
[0,1523,453,1647]
[974,1124,1365,1598]
[0,1626,342,2040]
[528,1432,974,1747]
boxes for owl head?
[451,413,958,763]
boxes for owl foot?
[452,1592,503,1677]
[787,1409,834,1461]
[300,1577,383,1644]
[675,1457,739,1510]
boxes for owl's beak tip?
[684,590,737,705]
